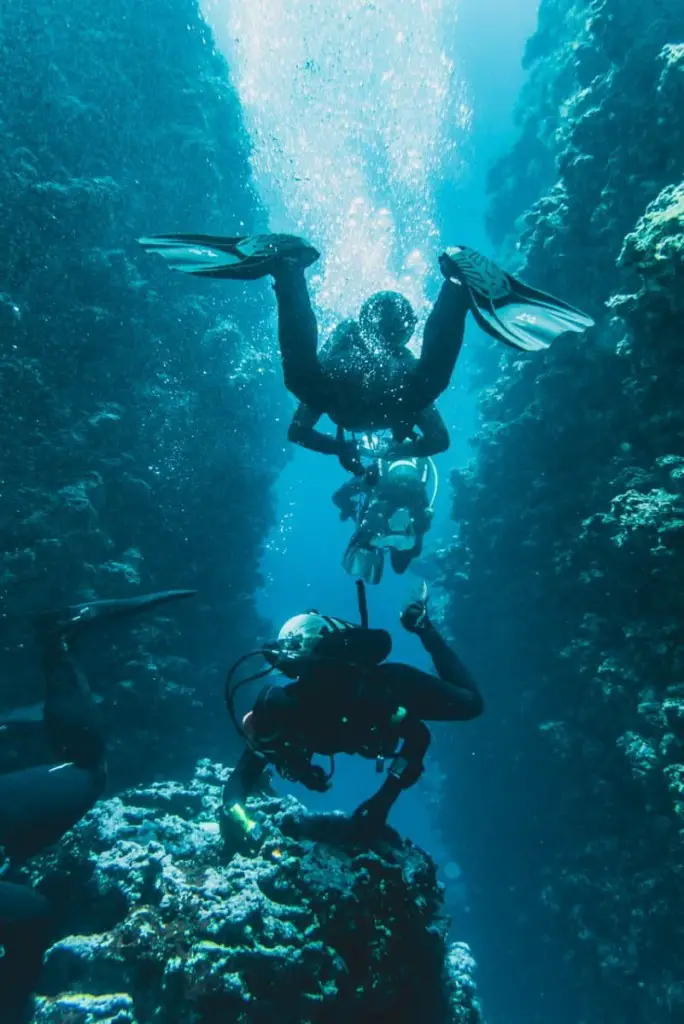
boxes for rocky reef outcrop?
[0,1,288,782]
[19,761,482,1024]
[437,2,684,1023]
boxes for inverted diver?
[0,588,195,1021]
[138,232,595,475]
[221,583,482,841]
[334,452,436,585]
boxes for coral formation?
[21,762,483,1024]
[0,0,288,783]
[436,1,684,1022]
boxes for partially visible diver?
[334,447,437,585]
[0,588,195,1022]
[221,583,482,845]
[138,233,595,475]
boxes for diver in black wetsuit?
[138,233,595,476]
[277,268,461,474]
[221,585,482,836]
[0,588,194,1022]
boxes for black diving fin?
[35,589,197,640]
[137,233,320,280]
[441,245,594,352]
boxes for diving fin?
[442,245,594,352]
[137,233,320,280]
[0,702,45,728]
[35,589,197,639]
[343,542,384,586]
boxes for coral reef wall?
[0,1,288,782]
[437,2,684,1022]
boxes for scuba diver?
[333,446,437,585]
[137,233,594,476]
[0,588,195,1022]
[221,582,482,843]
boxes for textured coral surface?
[0,0,288,782]
[437,1,684,1022]
[23,762,483,1024]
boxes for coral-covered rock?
[23,762,483,1024]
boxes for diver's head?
[263,611,392,678]
[359,291,417,350]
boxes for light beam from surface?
[200,0,470,330]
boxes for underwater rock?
[25,762,483,1024]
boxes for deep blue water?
[254,0,539,859]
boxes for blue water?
[251,0,540,854]
[204,0,541,1014]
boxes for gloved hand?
[400,583,430,634]
[299,764,332,793]
[338,440,364,476]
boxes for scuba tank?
[224,581,388,754]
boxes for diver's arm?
[288,403,341,455]
[289,404,364,475]
[221,747,268,807]
[389,405,449,458]
[414,626,483,719]
[400,599,483,718]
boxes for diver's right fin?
[442,245,595,351]
[137,233,320,280]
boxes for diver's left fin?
[442,245,595,352]
[36,589,197,639]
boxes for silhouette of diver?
[221,583,481,839]
[138,233,594,475]
[0,588,194,1021]
[335,453,435,584]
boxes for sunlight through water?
[201,0,471,329]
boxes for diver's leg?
[272,266,326,405]
[414,280,470,406]
[0,882,51,1024]
[0,626,106,862]
[0,590,195,862]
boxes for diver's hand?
[299,764,332,793]
[383,442,411,461]
[400,585,430,634]
[338,441,364,476]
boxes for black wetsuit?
[274,266,469,460]
[223,622,482,820]
[0,628,105,1020]
[0,589,193,1021]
